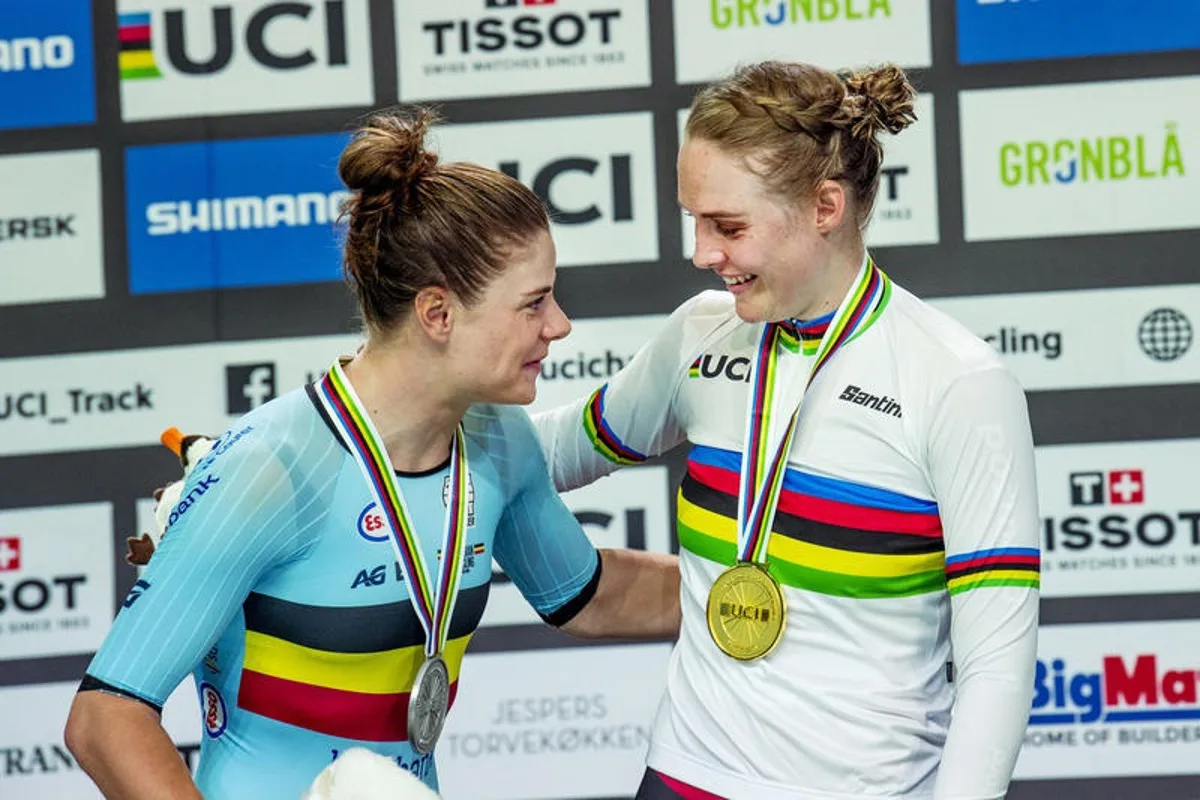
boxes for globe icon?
[1137,308,1193,362]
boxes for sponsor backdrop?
[1,0,1198,797]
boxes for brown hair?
[685,61,917,229]
[339,108,549,331]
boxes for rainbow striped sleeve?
[581,385,647,466]
[945,548,1040,595]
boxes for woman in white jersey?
[532,61,1040,799]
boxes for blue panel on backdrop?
[957,0,1200,64]
[126,133,352,294]
[0,0,95,129]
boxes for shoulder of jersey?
[884,283,1004,375]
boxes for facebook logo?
[226,363,276,414]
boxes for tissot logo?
[1069,470,1145,507]
[396,0,649,102]
[117,1,371,121]
[838,384,902,418]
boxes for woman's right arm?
[531,291,735,492]
[66,691,202,799]
[66,427,309,797]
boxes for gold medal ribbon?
[736,257,890,566]
[316,360,469,658]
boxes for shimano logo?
[838,384,902,418]
[0,35,75,72]
[145,190,352,236]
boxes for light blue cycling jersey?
[86,384,599,799]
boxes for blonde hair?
[685,61,917,229]
[339,108,549,331]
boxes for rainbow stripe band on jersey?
[316,361,469,658]
[680,444,946,599]
[583,384,648,465]
[945,548,1040,595]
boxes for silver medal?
[408,655,450,755]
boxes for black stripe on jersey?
[78,674,163,714]
[540,553,602,628]
[243,581,490,653]
[680,473,943,557]
[945,560,1040,579]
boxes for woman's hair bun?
[841,64,917,140]
[339,108,441,209]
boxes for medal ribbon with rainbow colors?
[316,360,470,662]
[706,258,889,660]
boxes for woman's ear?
[813,179,848,234]
[413,286,453,343]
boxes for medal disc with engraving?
[408,655,450,755]
[706,562,786,661]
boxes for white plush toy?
[302,748,442,800]
[125,427,214,566]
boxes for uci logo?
[120,1,348,80]
[200,683,228,738]
[499,155,632,225]
[688,354,751,383]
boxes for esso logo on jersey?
[200,682,227,738]
[357,503,390,543]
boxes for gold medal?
[706,562,786,661]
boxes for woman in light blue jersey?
[65,108,681,800]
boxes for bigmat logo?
[0,504,113,661]
[116,0,372,121]
[958,0,1200,65]
[928,283,1200,392]
[678,96,937,259]
[435,113,658,267]
[0,0,95,129]
[0,333,360,457]
[438,644,670,799]
[397,0,650,101]
[960,77,1199,242]
[125,133,351,293]
[481,467,673,629]
[673,0,930,85]
[1014,620,1200,779]
[0,150,104,306]
[1037,439,1200,599]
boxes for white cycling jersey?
[533,266,1039,800]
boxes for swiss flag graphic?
[0,537,20,572]
[1108,470,1144,505]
